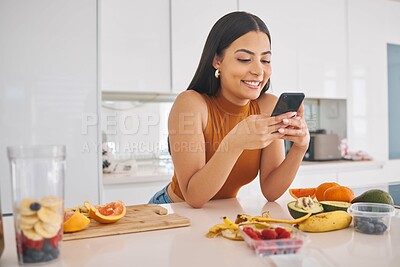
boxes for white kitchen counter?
[1,193,399,267]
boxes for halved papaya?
[289,188,316,199]
[85,200,126,224]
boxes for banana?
[252,212,312,224]
[208,223,229,233]
[235,214,253,224]
[206,216,239,238]
[297,211,352,232]
[223,217,238,230]
[221,229,243,241]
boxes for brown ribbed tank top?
[170,93,262,200]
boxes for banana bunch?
[19,196,63,240]
[297,211,352,232]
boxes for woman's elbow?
[186,199,206,209]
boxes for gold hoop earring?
[215,69,220,79]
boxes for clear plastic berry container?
[238,224,309,257]
[347,202,395,235]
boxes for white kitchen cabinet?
[171,0,237,93]
[239,0,347,98]
[296,0,347,99]
[0,0,99,213]
[346,0,387,161]
[101,0,170,93]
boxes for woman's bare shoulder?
[173,90,207,111]
[170,90,208,126]
[256,92,279,115]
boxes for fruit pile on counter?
[206,182,395,256]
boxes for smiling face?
[213,31,272,105]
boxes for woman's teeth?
[243,81,260,87]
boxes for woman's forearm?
[182,136,243,208]
[260,145,307,201]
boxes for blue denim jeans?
[148,184,173,204]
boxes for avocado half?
[320,201,351,212]
[287,200,324,219]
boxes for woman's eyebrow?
[234,49,271,55]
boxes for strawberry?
[261,229,278,240]
[56,229,63,241]
[277,230,291,239]
[242,227,254,235]
[274,227,291,239]
[50,236,58,248]
[33,239,44,251]
[254,231,263,240]
[274,227,286,235]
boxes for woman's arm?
[169,91,291,208]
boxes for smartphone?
[271,92,305,116]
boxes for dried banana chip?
[22,228,43,241]
[34,221,59,239]
[37,207,62,226]
[20,222,34,230]
[40,196,63,210]
[19,198,37,216]
[20,215,39,226]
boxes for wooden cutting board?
[63,204,190,241]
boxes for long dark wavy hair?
[187,11,271,96]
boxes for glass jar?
[8,145,66,265]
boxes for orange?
[323,186,355,202]
[289,188,316,199]
[315,182,340,201]
[86,200,126,224]
[63,210,90,233]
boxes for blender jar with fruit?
[8,145,65,265]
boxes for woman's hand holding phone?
[270,93,309,150]
[226,112,297,151]
[278,104,310,150]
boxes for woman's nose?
[250,62,263,76]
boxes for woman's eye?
[237,58,251,62]
[261,59,271,64]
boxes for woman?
[149,11,309,208]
